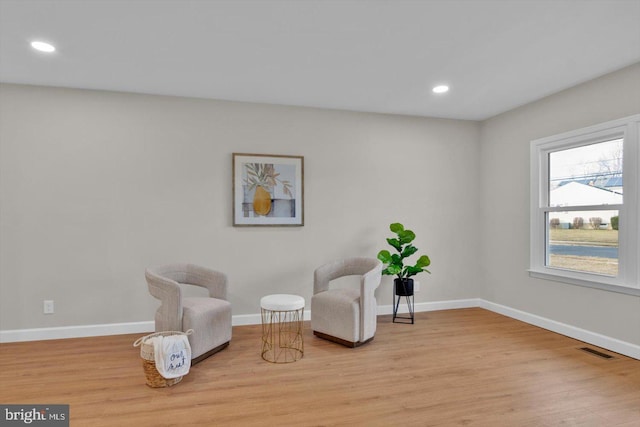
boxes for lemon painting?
[242,162,295,218]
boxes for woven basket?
[133,330,193,388]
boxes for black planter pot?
[394,278,414,296]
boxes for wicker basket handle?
[133,329,194,347]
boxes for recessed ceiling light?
[31,41,56,53]
[432,85,449,94]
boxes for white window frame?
[530,114,640,296]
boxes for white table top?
[260,294,305,311]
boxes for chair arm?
[145,268,183,331]
[360,260,382,342]
[185,264,228,300]
[360,261,382,294]
[314,260,350,294]
[313,263,332,295]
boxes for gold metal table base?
[261,307,304,363]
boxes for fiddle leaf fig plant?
[377,222,431,279]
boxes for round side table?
[260,294,305,363]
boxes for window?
[530,115,640,295]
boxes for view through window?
[547,139,622,276]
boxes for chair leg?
[191,341,229,365]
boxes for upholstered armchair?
[311,257,383,347]
[145,263,232,364]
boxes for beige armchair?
[145,263,232,364]
[311,257,383,347]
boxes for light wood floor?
[1,308,638,426]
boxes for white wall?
[0,83,480,330]
[479,63,640,345]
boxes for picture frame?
[232,153,304,226]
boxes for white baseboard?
[2,298,638,360]
[0,321,156,343]
[479,300,640,360]
[377,298,481,315]
[235,298,480,325]
[0,299,479,343]
[0,313,311,343]
[230,311,312,326]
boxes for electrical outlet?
[414,281,420,292]
[44,300,54,314]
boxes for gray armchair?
[311,257,383,347]
[145,263,232,364]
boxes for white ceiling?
[1,0,639,121]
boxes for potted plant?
[377,222,431,297]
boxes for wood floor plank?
[1,308,638,426]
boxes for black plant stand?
[393,279,415,324]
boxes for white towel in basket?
[152,334,191,379]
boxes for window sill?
[528,269,640,296]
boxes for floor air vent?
[580,347,613,359]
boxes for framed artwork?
[232,153,304,226]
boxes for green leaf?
[389,223,404,234]
[386,265,402,275]
[386,238,401,251]
[390,254,402,264]
[398,230,415,244]
[377,250,392,264]
[415,255,431,268]
[405,266,422,275]
[401,245,418,258]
